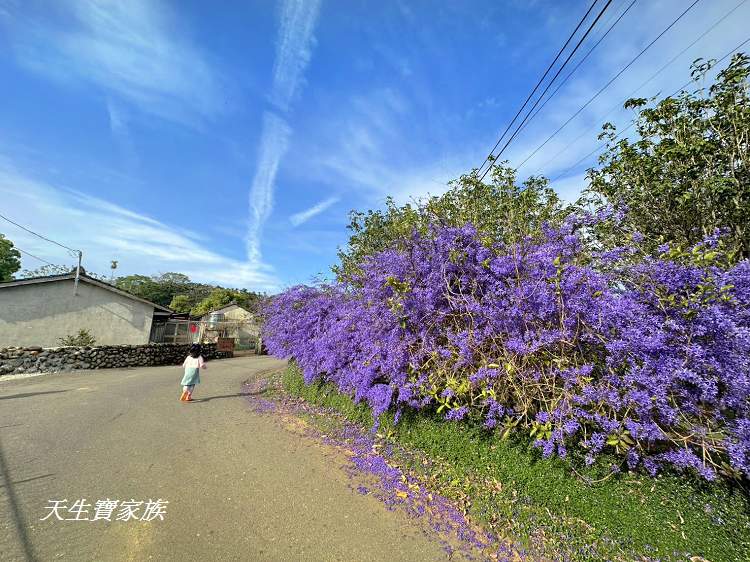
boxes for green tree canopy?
[114,271,262,314]
[0,233,22,281]
[191,288,263,316]
[334,165,565,281]
[115,272,194,307]
[586,54,750,258]
[169,294,193,313]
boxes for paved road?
[0,357,452,561]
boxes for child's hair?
[189,343,202,358]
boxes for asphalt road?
[0,356,452,562]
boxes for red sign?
[216,337,235,352]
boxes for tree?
[333,165,565,281]
[20,264,72,278]
[113,271,262,313]
[192,288,236,316]
[586,54,750,258]
[114,273,191,307]
[169,294,192,313]
[190,288,263,316]
[0,233,21,281]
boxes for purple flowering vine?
[263,217,750,481]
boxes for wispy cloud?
[289,196,339,226]
[106,98,138,167]
[3,0,227,125]
[0,162,280,291]
[245,0,322,262]
[246,113,291,263]
[298,87,475,204]
[270,0,322,112]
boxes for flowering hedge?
[263,216,750,481]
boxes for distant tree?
[115,274,153,292]
[169,294,192,313]
[232,289,264,313]
[114,273,189,307]
[113,271,262,313]
[191,288,239,316]
[20,264,71,278]
[20,264,110,280]
[586,53,750,258]
[0,233,21,281]
[191,288,263,316]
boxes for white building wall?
[0,279,155,347]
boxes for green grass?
[281,363,750,561]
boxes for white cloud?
[246,112,291,264]
[3,0,227,125]
[270,0,322,112]
[0,162,280,291]
[289,196,339,226]
[245,0,322,262]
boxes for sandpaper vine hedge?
[263,215,750,481]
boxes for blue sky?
[1,0,748,292]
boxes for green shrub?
[58,329,97,347]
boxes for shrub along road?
[0,357,455,561]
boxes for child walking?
[180,344,206,402]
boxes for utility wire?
[15,246,55,267]
[513,0,702,172]
[478,0,616,182]
[476,0,602,177]
[531,0,748,175]
[0,212,80,256]
[549,35,750,183]
[521,0,638,136]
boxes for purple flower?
[445,406,469,421]
[262,218,750,481]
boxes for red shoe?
[186,393,193,401]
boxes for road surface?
[0,356,453,561]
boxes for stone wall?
[0,343,233,377]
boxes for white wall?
[0,279,155,347]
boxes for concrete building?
[0,272,172,347]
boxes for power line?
[0,211,80,256]
[512,0,702,172]
[521,0,639,137]
[531,0,748,175]
[475,0,602,177]
[15,246,55,267]
[549,35,750,183]
[478,0,616,182]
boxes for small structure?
[198,302,260,351]
[0,272,172,347]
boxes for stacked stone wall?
[0,343,232,376]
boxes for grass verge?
[281,363,750,561]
